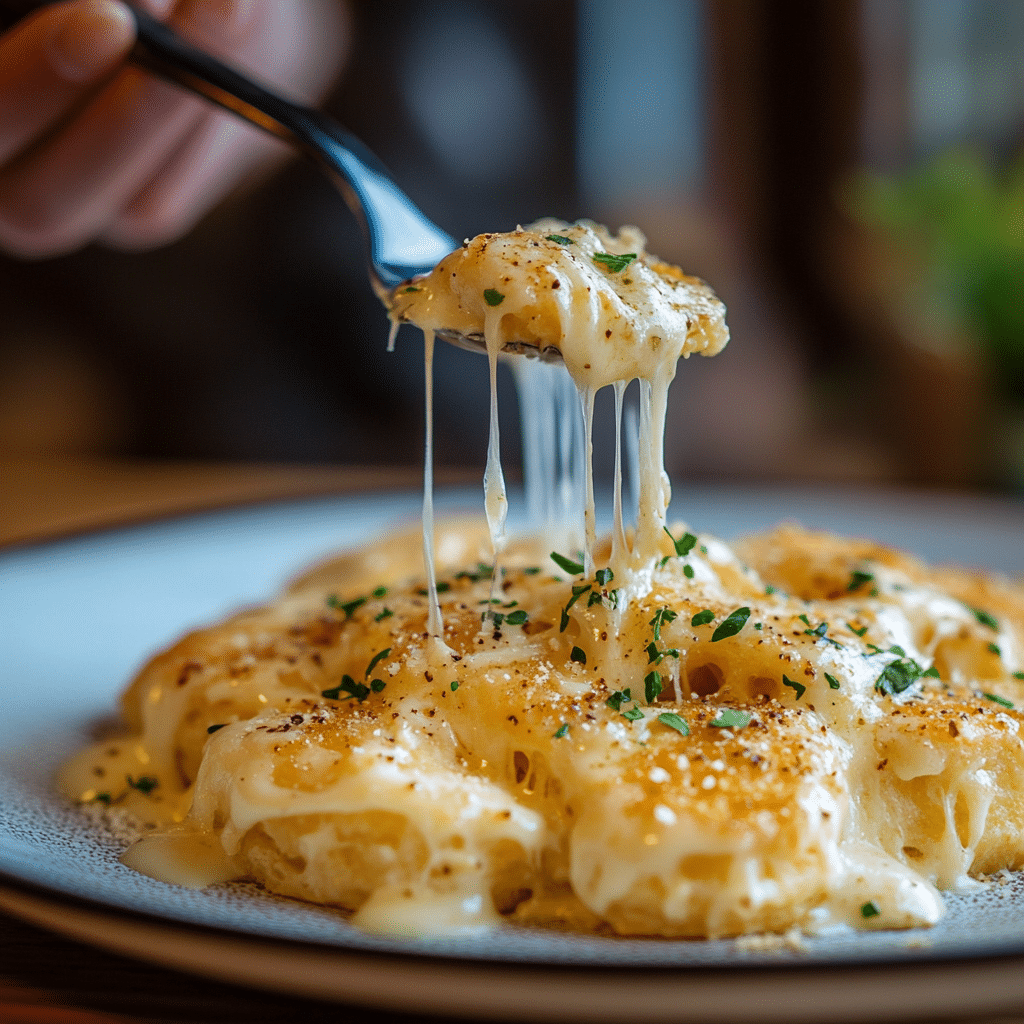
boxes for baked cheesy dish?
[60,222,1024,939]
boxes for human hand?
[0,0,347,258]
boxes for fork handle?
[0,0,456,288]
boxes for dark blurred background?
[3,0,1024,492]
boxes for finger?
[103,109,288,249]
[0,0,134,166]
[105,0,341,250]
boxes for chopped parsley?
[546,234,575,245]
[505,609,528,626]
[92,792,112,805]
[691,609,715,627]
[765,584,776,596]
[554,722,570,738]
[710,708,751,729]
[984,692,1014,708]
[559,607,571,632]
[206,723,226,734]
[622,706,645,721]
[567,583,592,610]
[861,901,880,919]
[683,564,695,579]
[988,642,1002,656]
[587,590,604,607]
[523,566,542,575]
[596,567,614,586]
[370,679,386,693]
[711,607,750,642]
[592,251,637,273]
[551,551,585,576]
[365,648,392,678]
[483,288,505,306]
[874,658,924,696]
[570,646,587,666]
[783,674,806,700]
[606,688,632,711]
[972,607,999,630]
[372,586,388,598]
[650,607,678,644]
[847,570,875,591]
[322,674,370,702]
[922,666,941,678]
[663,526,697,558]
[657,712,690,735]
[451,681,460,691]
[374,607,393,622]
[825,673,841,690]
[127,775,158,795]
[645,670,663,704]
[847,622,868,637]
[328,594,366,619]
[402,285,420,293]
[1015,672,1024,681]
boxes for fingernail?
[47,0,134,84]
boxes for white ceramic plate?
[3,485,1024,1022]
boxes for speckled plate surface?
[3,486,1024,1021]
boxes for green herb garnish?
[570,646,587,666]
[683,564,695,579]
[592,251,637,273]
[127,775,158,795]
[483,288,505,306]
[622,706,645,721]
[559,607,570,632]
[988,642,1002,656]
[403,285,420,293]
[374,607,394,622]
[554,722,570,738]
[874,658,924,696]
[596,567,614,586]
[972,607,999,630]
[861,901,880,919]
[322,674,369,702]
[606,689,632,711]
[848,570,875,591]
[825,673,841,690]
[328,594,366,619]
[691,609,715,627]
[710,708,751,729]
[645,670,663,704]
[657,712,690,735]
[984,692,1014,708]
[923,666,941,678]
[650,607,678,644]
[551,551,585,575]
[663,526,697,558]
[546,234,575,245]
[372,586,388,598]
[505,609,528,625]
[370,679,386,693]
[451,681,460,691]
[847,622,868,637]
[711,607,750,642]
[365,648,392,678]
[206,723,226,734]
[783,674,806,700]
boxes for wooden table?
[0,457,487,1024]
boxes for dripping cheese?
[60,219,1024,940]
[59,521,1024,937]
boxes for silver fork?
[1,1,562,361]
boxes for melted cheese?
[60,221,1024,940]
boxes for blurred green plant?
[848,150,1024,400]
